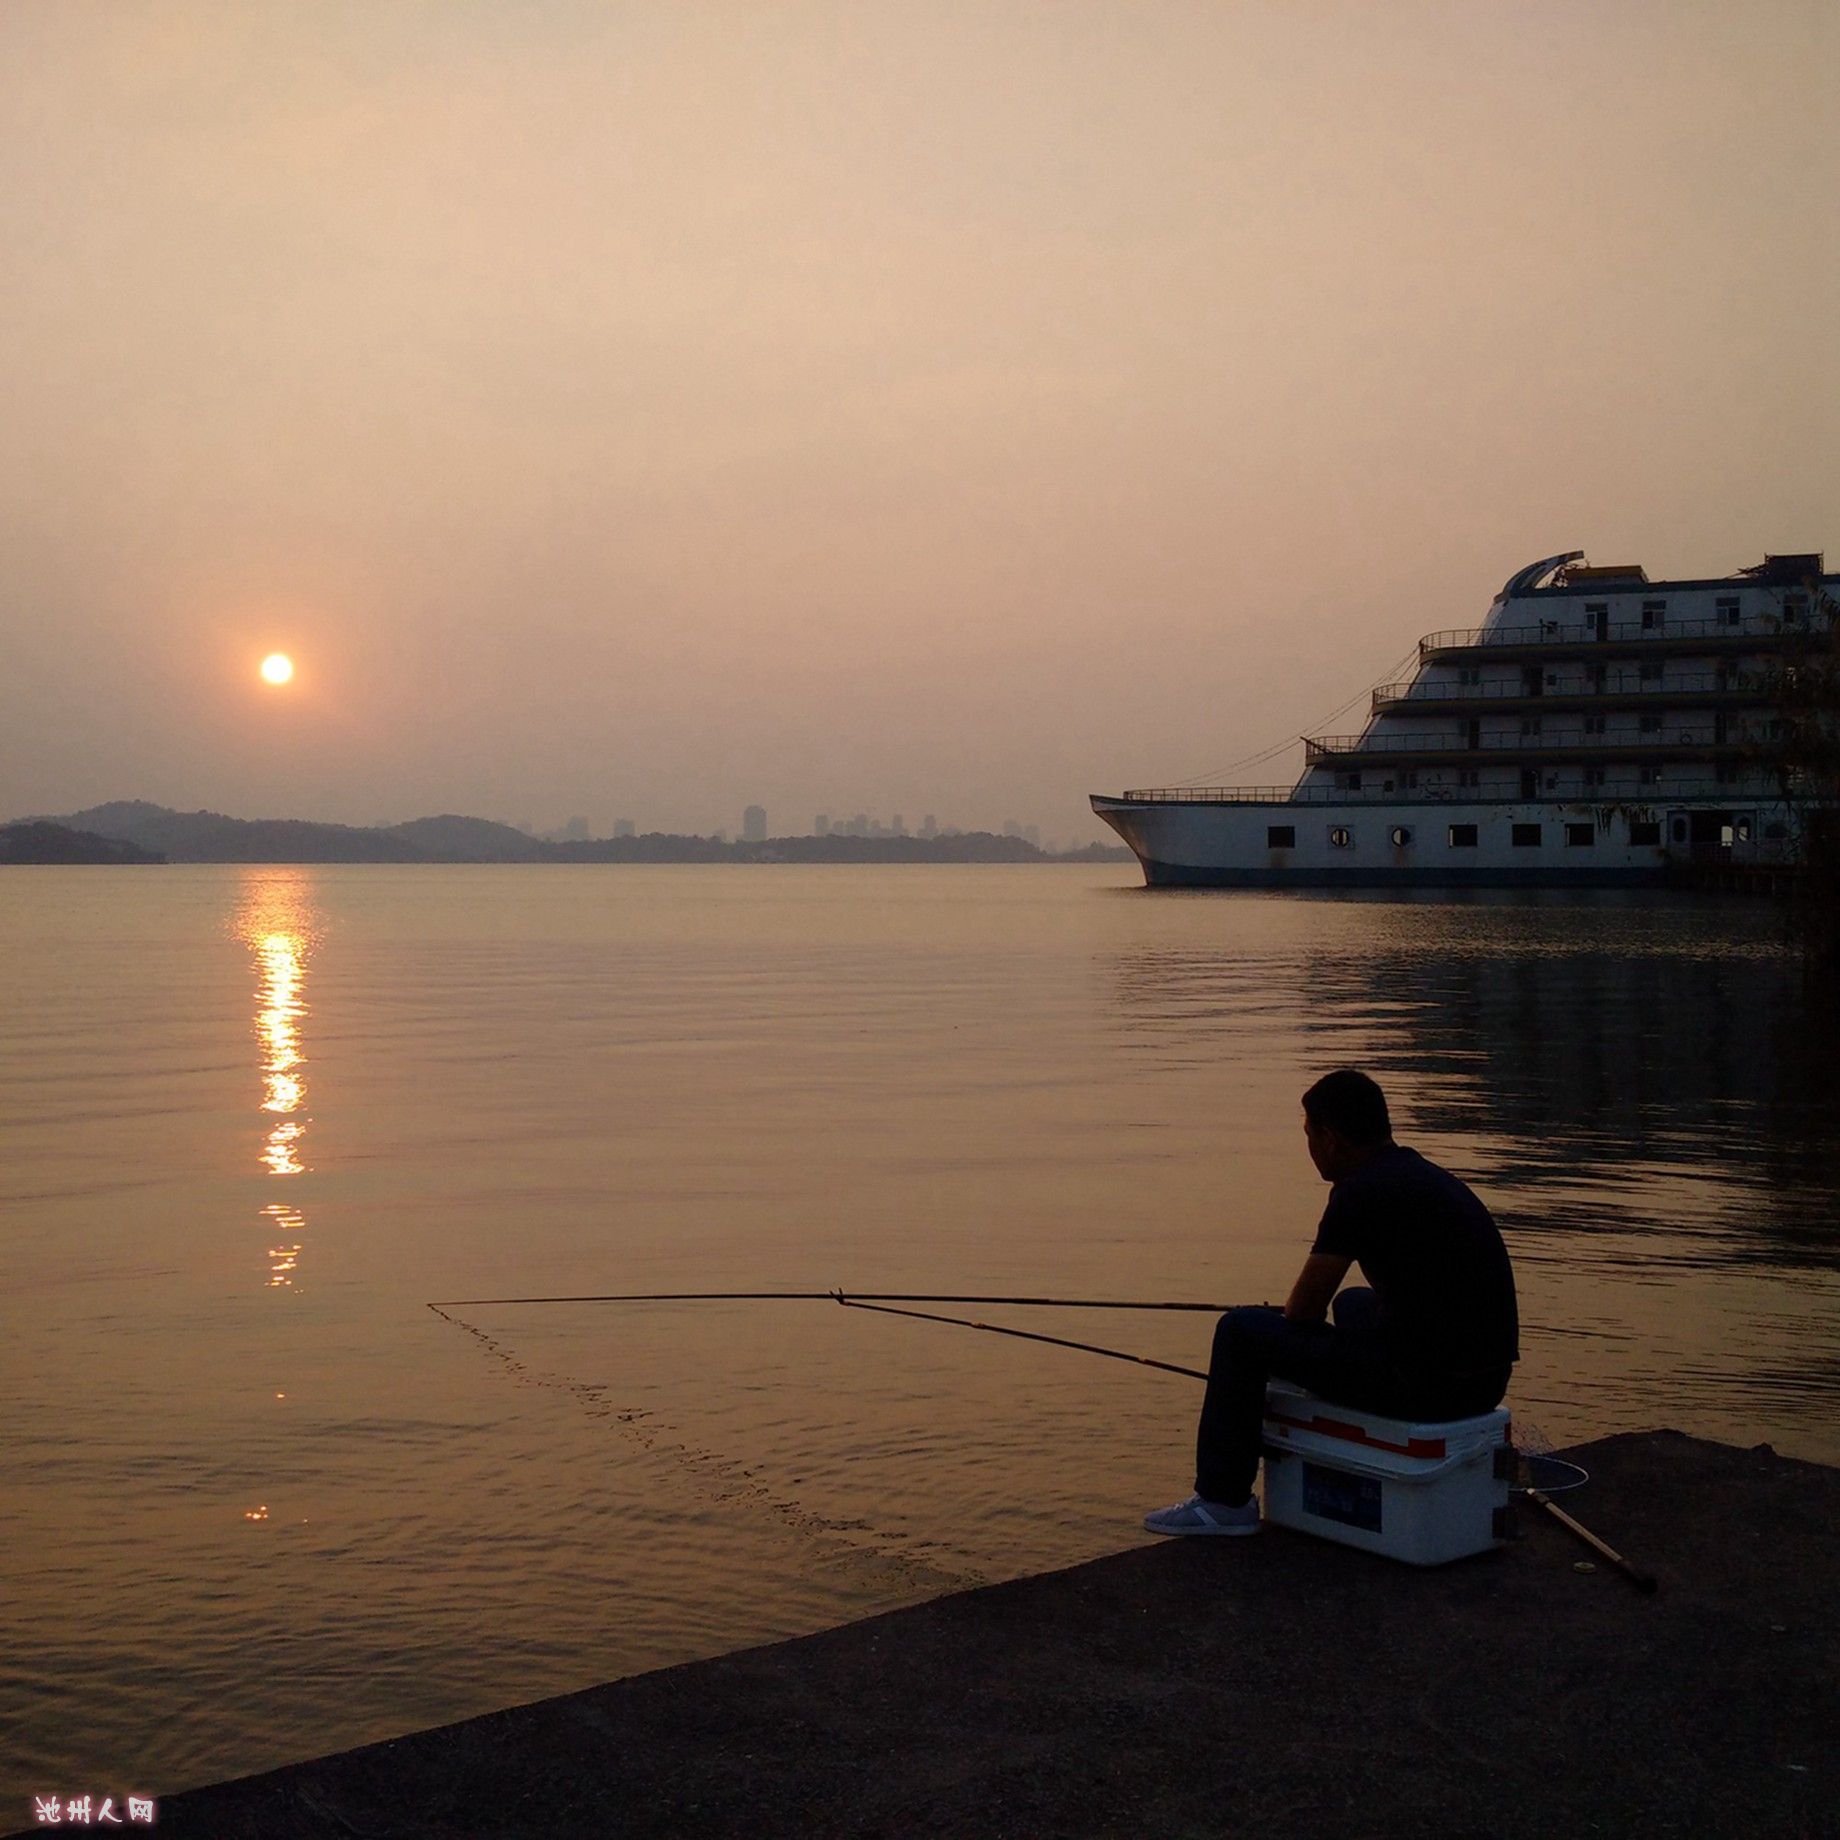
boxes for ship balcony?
[1304,727,1778,768]
[1370,674,1774,717]
[1417,620,1799,665]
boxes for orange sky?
[2,1,1834,838]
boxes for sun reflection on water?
[238,875,319,1286]
[262,1201,307,1289]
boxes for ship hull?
[1091,794,1785,890]
[1134,859,1661,888]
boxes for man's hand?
[1284,1252,1352,1324]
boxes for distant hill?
[20,801,1132,865]
[45,801,423,862]
[380,814,545,861]
[0,820,165,865]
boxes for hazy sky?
[3,1,1834,838]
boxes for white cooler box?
[1260,1379,1514,1566]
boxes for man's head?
[1302,1068,1394,1182]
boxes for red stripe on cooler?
[1265,1408,1448,1460]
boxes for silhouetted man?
[1145,1068,1517,1535]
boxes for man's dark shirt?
[1311,1143,1518,1378]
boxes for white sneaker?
[1143,1493,1260,1537]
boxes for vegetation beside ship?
[1761,576,1840,971]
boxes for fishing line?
[1171,643,1423,788]
[430,1303,983,1592]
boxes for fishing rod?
[425,1289,1236,1312]
[833,1295,1209,1381]
[1525,1486,1658,1593]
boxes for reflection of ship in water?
[238,873,318,1288]
[1105,903,1840,1275]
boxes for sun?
[260,653,295,686]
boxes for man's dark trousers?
[1194,1289,1509,1505]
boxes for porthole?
[1328,826,1353,849]
[1389,826,1412,848]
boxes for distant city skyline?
[494,804,1069,848]
[438,803,1070,845]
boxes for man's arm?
[1284,1252,1352,1324]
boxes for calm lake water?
[4,864,1837,1809]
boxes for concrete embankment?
[109,1432,1840,1838]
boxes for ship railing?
[1304,725,1776,757]
[1116,786,1302,803]
[1111,781,1793,807]
[1371,672,1771,709]
[1417,618,1791,654]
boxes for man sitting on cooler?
[1145,1067,1518,1536]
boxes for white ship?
[1092,550,1832,887]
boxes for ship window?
[1458,667,1482,687]
[1640,661,1663,682]
[1336,771,1363,790]
[1457,769,1480,788]
[1267,825,1296,849]
[1784,594,1807,625]
[1565,822,1595,847]
[1511,823,1543,847]
[1717,597,1741,626]
[1520,717,1542,737]
[1328,826,1353,849]
[1639,714,1663,734]
[1641,599,1666,629]
[1389,826,1413,847]
[1716,763,1739,785]
[1402,770,1419,790]
[1735,819,1752,842]
[1671,817,1689,844]
[1631,820,1662,845]
[1584,766,1608,788]
[1640,764,1664,786]
[1447,824,1478,848]
[1583,715,1607,736]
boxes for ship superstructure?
[1092,550,1834,887]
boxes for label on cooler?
[1301,1461,1383,1532]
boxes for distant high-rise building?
[1002,819,1023,839]
[920,814,937,839]
[891,813,906,836]
[814,813,831,836]
[613,819,636,838]
[849,813,870,837]
[742,805,768,843]
[562,816,590,842]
